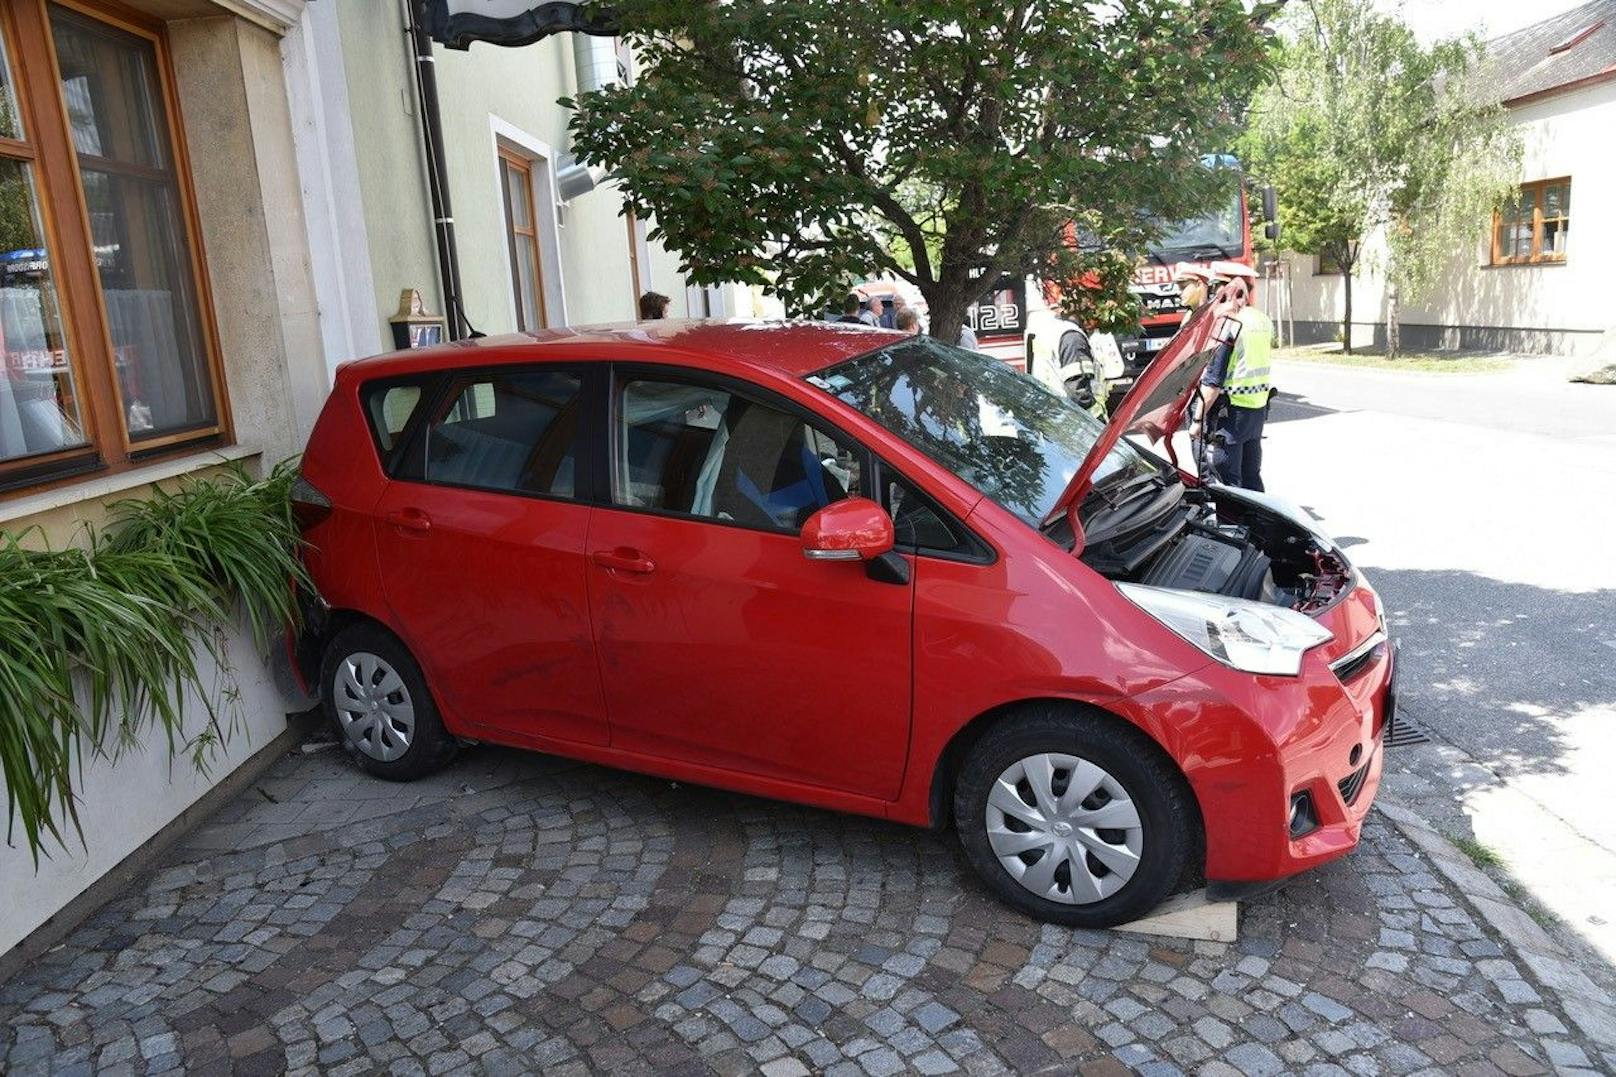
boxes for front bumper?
[1117,584,1397,887]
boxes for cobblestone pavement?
[4,745,1614,1076]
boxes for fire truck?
[967,155,1277,389]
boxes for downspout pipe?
[407,2,479,340]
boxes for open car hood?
[1042,304,1224,528]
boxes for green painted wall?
[334,0,442,345]
[333,3,688,343]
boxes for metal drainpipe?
[406,1,478,340]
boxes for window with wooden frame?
[1491,179,1570,266]
[498,148,548,332]
[626,210,642,301]
[0,0,227,496]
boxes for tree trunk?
[1385,280,1401,358]
[925,287,970,348]
[1341,262,1354,356]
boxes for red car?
[291,308,1394,927]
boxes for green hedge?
[0,460,307,861]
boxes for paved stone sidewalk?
[3,745,1613,1076]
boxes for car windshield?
[807,337,1157,528]
[1147,191,1244,260]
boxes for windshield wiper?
[1090,469,1167,510]
[1155,243,1233,261]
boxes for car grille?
[1329,633,1384,683]
[1338,758,1373,806]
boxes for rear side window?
[363,382,426,454]
[423,370,582,496]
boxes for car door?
[587,366,913,800]
[370,365,609,747]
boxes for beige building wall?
[0,4,321,959]
[1277,79,1616,355]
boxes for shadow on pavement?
[1265,388,1349,424]
[1365,567,1615,780]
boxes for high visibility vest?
[1028,322,1066,395]
[1227,306,1273,409]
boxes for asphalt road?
[1214,356,1616,964]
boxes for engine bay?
[1079,482,1352,613]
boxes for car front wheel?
[321,623,456,781]
[953,706,1195,927]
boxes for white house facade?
[1277,0,1616,357]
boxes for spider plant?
[104,459,308,650]
[0,459,307,861]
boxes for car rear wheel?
[953,706,1194,927]
[321,623,456,781]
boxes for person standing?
[1173,264,1212,311]
[894,307,922,335]
[1192,276,1274,491]
[1029,314,1106,418]
[836,294,867,324]
[1055,318,1108,419]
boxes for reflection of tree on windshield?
[815,340,1107,525]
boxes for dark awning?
[425,1,617,50]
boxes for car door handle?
[592,547,656,574]
[386,508,432,534]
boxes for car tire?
[953,705,1195,927]
[320,623,456,781]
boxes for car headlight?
[1117,583,1334,676]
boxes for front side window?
[1492,179,1570,265]
[423,370,580,496]
[614,376,860,532]
[810,337,1155,528]
[1,3,223,494]
[882,470,962,553]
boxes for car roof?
[338,319,906,383]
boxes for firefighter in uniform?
[1028,315,1109,420]
[1193,267,1273,491]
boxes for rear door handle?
[592,547,656,574]
[386,508,432,534]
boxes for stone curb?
[1377,801,1616,1049]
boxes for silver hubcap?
[334,652,415,762]
[984,753,1144,905]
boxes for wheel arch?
[925,697,1207,866]
[297,605,409,698]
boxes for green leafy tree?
[568,1,1276,344]
[1048,222,1144,336]
[1381,37,1520,356]
[1241,0,1520,355]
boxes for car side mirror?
[801,497,894,561]
[1261,185,1278,224]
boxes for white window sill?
[0,445,263,527]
